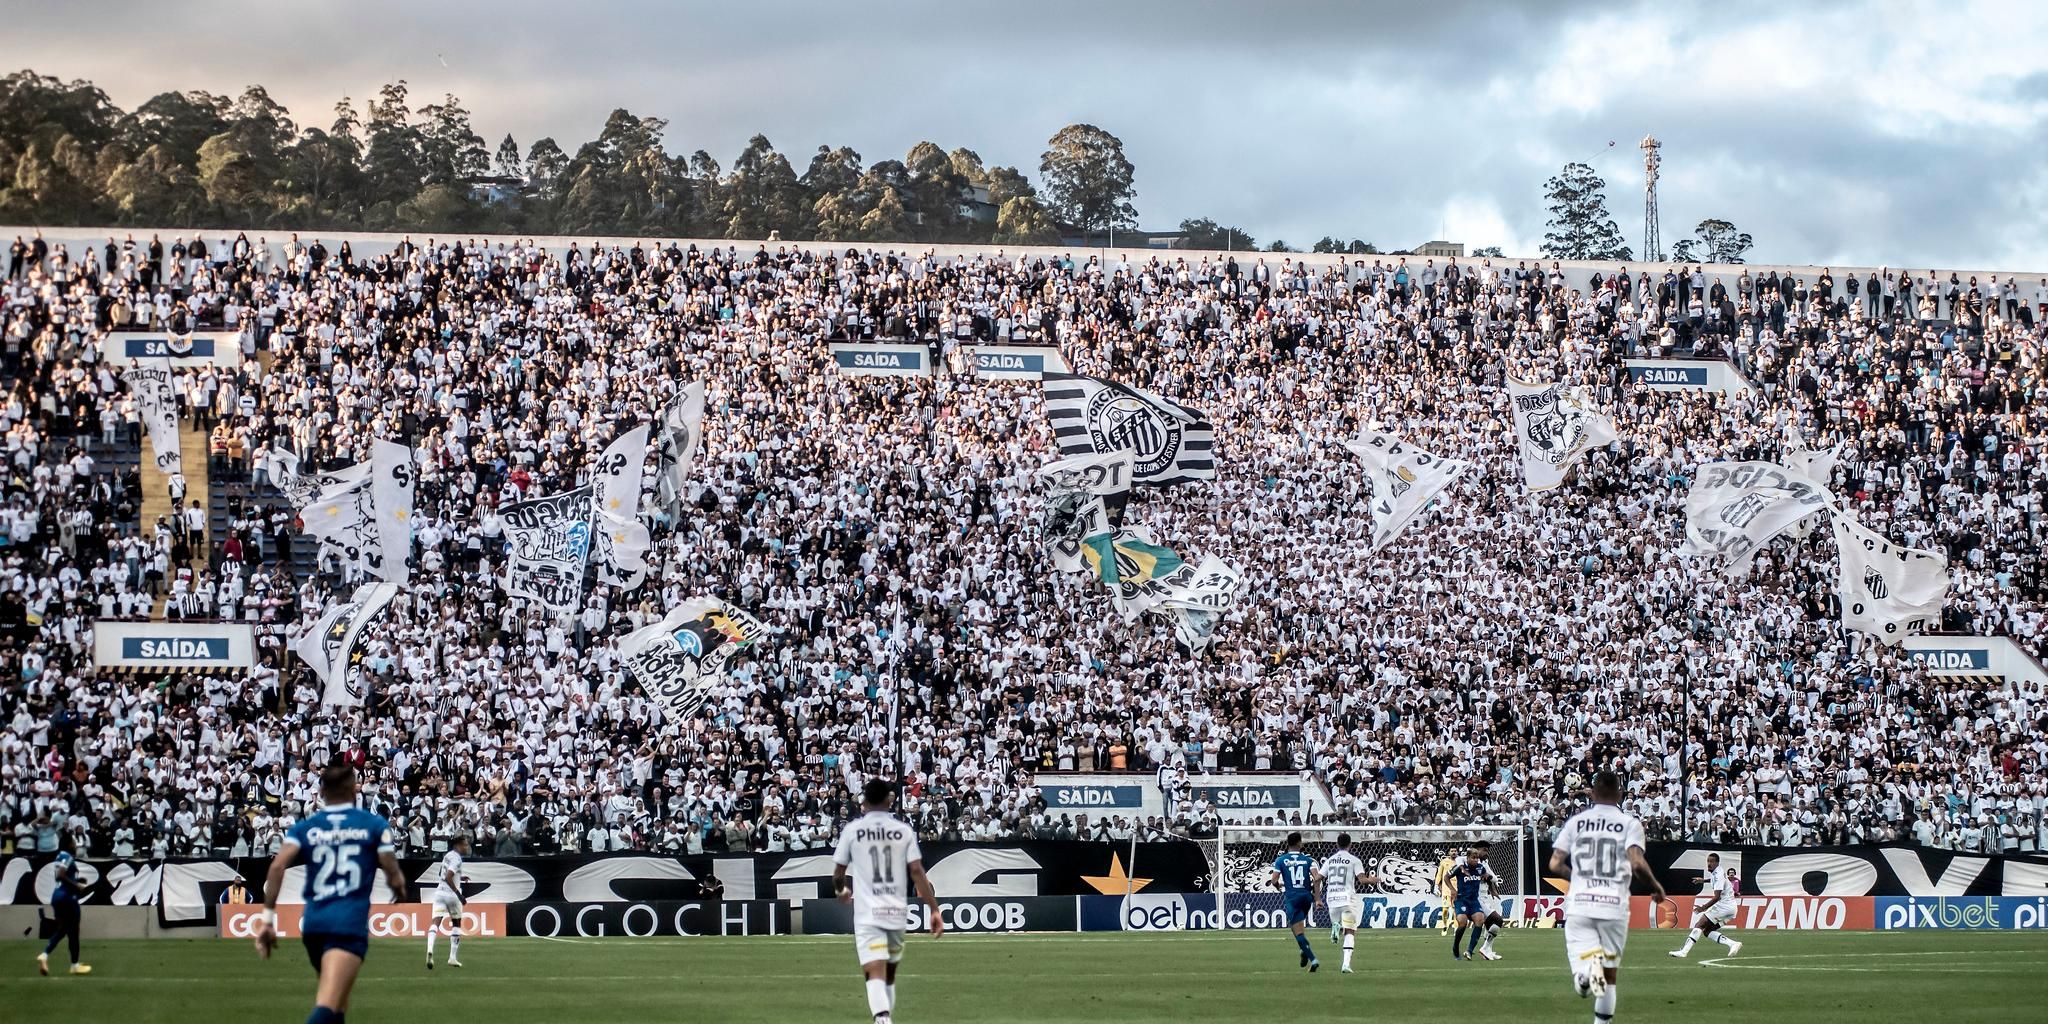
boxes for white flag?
[1037,450,1137,497]
[288,582,400,707]
[594,508,651,590]
[1041,491,1112,574]
[1783,428,1841,541]
[1341,432,1471,553]
[1507,377,1618,493]
[1677,461,1836,574]
[654,383,705,515]
[618,598,770,721]
[370,440,415,585]
[1157,555,1244,656]
[1834,515,1947,645]
[124,361,183,479]
[262,447,368,508]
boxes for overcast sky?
[14,0,2048,268]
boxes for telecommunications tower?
[1639,136,1662,263]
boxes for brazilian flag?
[1082,528,1184,587]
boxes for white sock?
[449,932,460,959]
[1341,934,1354,969]
[1712,931,1734,947]
[427,927,438,956]
[866,978,890,1018]
[1594,986,1616,1022]
[886,983,896,1010]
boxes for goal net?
[1213,825,1535,930]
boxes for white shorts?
[854,925,904,966]
[1701,902,1737,927]
[432,890,463,919]
[1564,916,1629,973]
[1331,897,1361,930]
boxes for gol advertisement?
[219,903,506,939]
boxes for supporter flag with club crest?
[1341,431,1471,552]
[1676,461,1836,574]
[261,447,368,508]
[1506,377,1618,493]
[1157,555,1245,655]
[123,359,183,479]
[1042,373,1214,485]
[1833,514,1948,644]
[1782,424,1842,541]
[289,582,401,707]
[618,598,770,721]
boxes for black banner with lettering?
[1534,842,2048,898]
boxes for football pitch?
[4,929,2044,1023]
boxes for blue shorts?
[1284,893,1314,925]
[1454,897,1484,918]
[303,931,369,970]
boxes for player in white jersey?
[1314,833,1378,974]
[1548,772,1665,1024]
[832,780,942,1024]
[426,835,467,969]
[1668,853,1742,960]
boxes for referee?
[37,851,91,976]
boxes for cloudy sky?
[14,0,2048,268]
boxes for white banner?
[1038,450,1136,498]
[1158,556,1244,656]
[1834,515,1948,645]
[1783,430,1841,541]
[124,362,183,479]
[1081,526,1191,622]
[289,582,400,706]
[261,448,369,508]
[502,486,594,612]
[619,598,770,721]
[1341,432,1470,553]
[370,441,415,585]
[1506,377,1617,493]
[592,425,650,587]
[1677,461,1835,574]
[1042,491,1112,575]
[594,509,651,590]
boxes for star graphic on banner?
[608,497,623,510]
[1080,852,1152,895]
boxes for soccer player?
[1548,771,1666,1024]
[256,761,408,1024]
[1435,850,1459,936]
[1668,854,1742,960]
[832,779,942,1024]
[36,849,89,976]
[426,834,468,969]
[1270,831,1319,972]
[1474,844,1507,961]
[1316,833,1377,974]
[1449,846,1499,960]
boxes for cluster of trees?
[1540,161,1755,264]
[0,70,1149,246]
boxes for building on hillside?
[465,176,528,207]
[1412,240,1465,258]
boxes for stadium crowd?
[2,230,2045,865]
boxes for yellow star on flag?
[1080,852,1152,895]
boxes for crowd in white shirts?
[1,230,2044,864]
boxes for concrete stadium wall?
[7,225,2045,297]
[0,905,205,940]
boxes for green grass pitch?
[5,929,2044,1022]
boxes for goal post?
[1213,824,1537,930]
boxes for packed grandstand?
[2,230,2044,868]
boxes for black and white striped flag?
[1041,373,1215,485]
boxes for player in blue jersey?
[256,761,408,1024]
[1449,845,1500,961]
[36,849,90,975]
[1269,832,1320,972]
